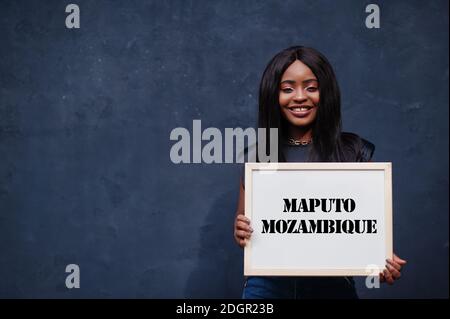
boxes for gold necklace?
[286,137,313,146]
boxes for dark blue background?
[0,0,448,298]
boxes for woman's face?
[279,60,319,128]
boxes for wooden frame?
[244,162,393,276]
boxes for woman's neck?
[286,125,313,142]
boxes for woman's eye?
[306,87,318,92]
[281,88,293,93]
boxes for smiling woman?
[234,46,407,298]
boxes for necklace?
[286,137,313,146]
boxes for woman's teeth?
[291,107,311,111]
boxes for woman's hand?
[234,214,253,248]
[379,253,407,285]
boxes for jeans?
[242,276,358,299]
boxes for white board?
[244,162,393,276]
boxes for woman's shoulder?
[340,132,375,162]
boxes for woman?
[234,46,406,299]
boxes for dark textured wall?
[0,0,448,298]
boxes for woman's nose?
[293,90,307,102]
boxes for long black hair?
[258,46,364,162]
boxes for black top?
[240,143,312,187]
[240,133,375,187]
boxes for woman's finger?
[383,269,394,285]
[393,254,407,265]
[386,264,401,279]
[235,230,248,238]
[379,272,386,283]
[386,259,402,271]
[235,230,251,239]
[236,214,250,224]
[236,221,253,232]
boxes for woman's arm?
[233,180,253,248]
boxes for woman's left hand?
[380,253,407,285]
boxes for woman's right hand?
[234,214,253,248]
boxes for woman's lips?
[287,106,314,118]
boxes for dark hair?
[258,46,363,162]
